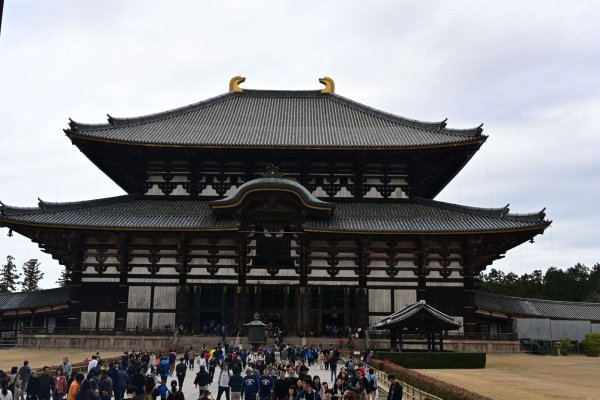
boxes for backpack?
[157,363,167,375]
[346,360,355,371]
[144,389,154,400]
[366,376,376,392]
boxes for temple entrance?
[322,313,344,326]
[199,312,222,335]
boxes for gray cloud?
[1,0,599,287]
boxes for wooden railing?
[370,362,442,400]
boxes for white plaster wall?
[126,312,149,330]
[152,313,176,330]
[369,316,383,327]
[369,289,391,313]
[394,289,417,308]
[128,286,151,309]
[153,287,177,309]
[80,312,96,330]
[98,312,115,329]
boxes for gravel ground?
[415,354,600,400]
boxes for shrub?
[371,359,491,400]
[375,351,486,369]
[581,332,600,357]
[557,337,574,355]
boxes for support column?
[67,234,84,330]
[116,233,130,332]
[463,264,477,338]
[390,330,397,351]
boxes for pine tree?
[20,259,44,291]
[0,255,21,292]
[56,268,71,287]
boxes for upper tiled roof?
[0,287,71,312]
[65,90,485,149]
[475,292,600,321]
[374,300,460,330]
[0,196,548,234]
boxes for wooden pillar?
[237,233,248,286]
[399,333,403,352]
[439,332,444,352]
[390,330,397,351]
[415,240,429,302]
[343,291,350,327]
[67,234,84,330]
[116,233,130,332]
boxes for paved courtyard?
[179,358,334,400]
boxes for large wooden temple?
[0,77,550,336]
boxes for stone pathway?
[177,358,334,400]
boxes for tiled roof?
[475,292,600,321]
[0,196,548,234]
[304,199,548,233]
[210,177,334,217]
[65,90,485,149]
[374,300,460,330]
[0,287,71,312]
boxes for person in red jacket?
[52,369,68,400]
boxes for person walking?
[241,368,258,400]
[216,364,231,400]
[1,381,14,400]
[175,359,187,390]
[36,367,52,400]
[67,374,83,400]
[18,361,31,398]
[258,369,273,400]
[25,370,38,400]
[386,375,401,400]
[193,366,211,400]
[51,369,67,400]
[228,368,243,400]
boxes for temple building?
[0,77,550,336]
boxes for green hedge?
[371,359,492,400]
[375,351,486,369]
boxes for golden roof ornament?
[319,76,335,94]
[229,76,246,93]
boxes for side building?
[0,77,550,336]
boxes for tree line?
[477,263,600,303]
[0,255,70,292]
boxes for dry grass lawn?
[0,349,122,371]
[416,354,600,400]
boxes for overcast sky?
[1,1,599,289]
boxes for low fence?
[373,362,442,400]
[17,333,171,350]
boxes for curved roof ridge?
[328,93,448,132]
[416,198,548,223]
[477,291,600,307]
[67,88,483,136]
[415,197,509,218]
[1,195,133,216]
[37,195,133,212]
[68,92,234,131]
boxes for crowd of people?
[0,342,402,400]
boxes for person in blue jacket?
[258,368,274,400]
[242,367,259,400]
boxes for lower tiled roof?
[374,300,460,330]
[475,292,600,321]
[0,287,71,312]
[0,196,548,233]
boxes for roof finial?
[319,77,335,94]
[229,76,246,93]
